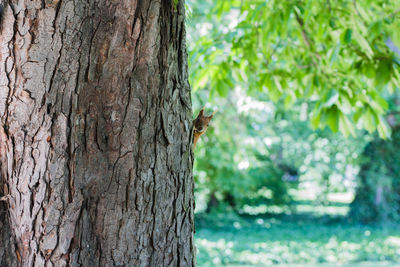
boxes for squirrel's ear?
[208,110,217,119]
[199,108,204,116]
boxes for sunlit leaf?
[362,108,376,133]
[325,106,339,133]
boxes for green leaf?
[369,93,388,114]
[273,76,283,93]
[216,79,230,97]
[339,95,353,114]
[362,61,376,78]
[339,113,356,137]
[325,106,339,133]
[266,76,283,102]
[323,89,339,108]
[342,29,352,44]
[362,108,376,133]
[354,32,373,59]
[369,21,382,39]
[313,75,320,88]
[353,108,363,123]
[284,92,295,108]
[188,0,399,137]
[377,116,390,139]
[311,106,321,130]
[329,43,341,66]
[375,59,392,88]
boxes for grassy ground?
[195,209,400,266]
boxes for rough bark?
[0,0,195,266]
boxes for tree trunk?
[349,125,400,223]
[0,0,195,266]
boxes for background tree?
[350,95,400,223]
[187,0,400,222]
[188,0,400,137]
[192,91,367,213]
[0,0,195,266]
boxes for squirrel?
[193,108,216,149]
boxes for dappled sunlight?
[195,214,400,266]
[194,191,400,265]
[188,0,400,266]
[295,204,349,216]
[385,237,400,247]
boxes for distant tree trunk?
[205,192,218,213]
[350,125,400,223]
[0,0,195,266]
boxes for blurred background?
[186,0,400,266]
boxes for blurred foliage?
[187,0,400,137]
[192,90,368,212]
[195,210,400,266]
[186,1,400,265]
[187,0,400,225]
[187,2,400,266]
[350,110,400,223]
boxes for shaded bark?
[0,0,195,266]
[0,183,17,266]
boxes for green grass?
[195,211,400,266]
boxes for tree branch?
[294,8,321,65]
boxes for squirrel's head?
[194,109,215,134]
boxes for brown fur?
[193,109,215,149]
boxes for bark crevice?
[0,0,194,266]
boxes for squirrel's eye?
[198,126,203,131]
